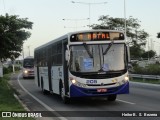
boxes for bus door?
[62,40,69,96]
[48,46,52,91]
[35,53,40,87]
[37,66,40,87]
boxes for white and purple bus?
[34,30,130,103]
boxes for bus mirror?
[65,50,70,61]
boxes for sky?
[0,0,160,59]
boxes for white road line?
[117,99,135,105]
[17,73,68,120]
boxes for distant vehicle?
[22,56,34,78]
[34,30,130,103]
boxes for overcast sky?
[0,0,160,58]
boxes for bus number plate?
[97,88,107,92]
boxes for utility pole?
[22,46,24,59]
[124,0,127,42]
[148,39,150,61]
[27,45,30,56]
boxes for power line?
[71,1,107,28]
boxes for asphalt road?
[9,72,160,120]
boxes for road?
[9,72,160,120]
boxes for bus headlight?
[124,76,129,81]
[71,79,76,84]
[70,77,76,84]
[76,81,87,88]
[24,70,28,74]
[117,76,129,86]
[70,77,86,88]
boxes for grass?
[130,77,160,84]
[0,74,34,120]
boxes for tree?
[0,13,33,61]
[141,50,156,59]
[91,15,149,59]
[157,32,160,38]
[130,42,145,59]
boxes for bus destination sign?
[70,32,124,42]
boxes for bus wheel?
[60,86,70,104]
[107,95,117,101]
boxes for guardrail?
[129,74,160,80]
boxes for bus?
[34,30,130,103]
[22,56,34,78]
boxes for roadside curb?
[13,93,54,120]
[13,93,30,111]
[10,72,30,112]
[9,72,58,120]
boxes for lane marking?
[17,73,68,120]
[117,99,135,105]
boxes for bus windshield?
[23,59,34,68]
[69,44,125,73]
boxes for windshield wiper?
[83,43,93,58]
[98,41,114,72]
[103,40,114,55]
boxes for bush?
[145,64,160,75]
[132,63,160,75]
[3,66,12,74]
[3,66,21,74]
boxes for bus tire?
[41,79,49,95]
[107,94,117,101]
[60,83,70,104]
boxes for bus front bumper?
[22,70,34,78]
[70,82,129,97]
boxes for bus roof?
[34,34,68,51]
[34,29,124,51]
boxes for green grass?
[130,78,160,84]
[0,74,34,120]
